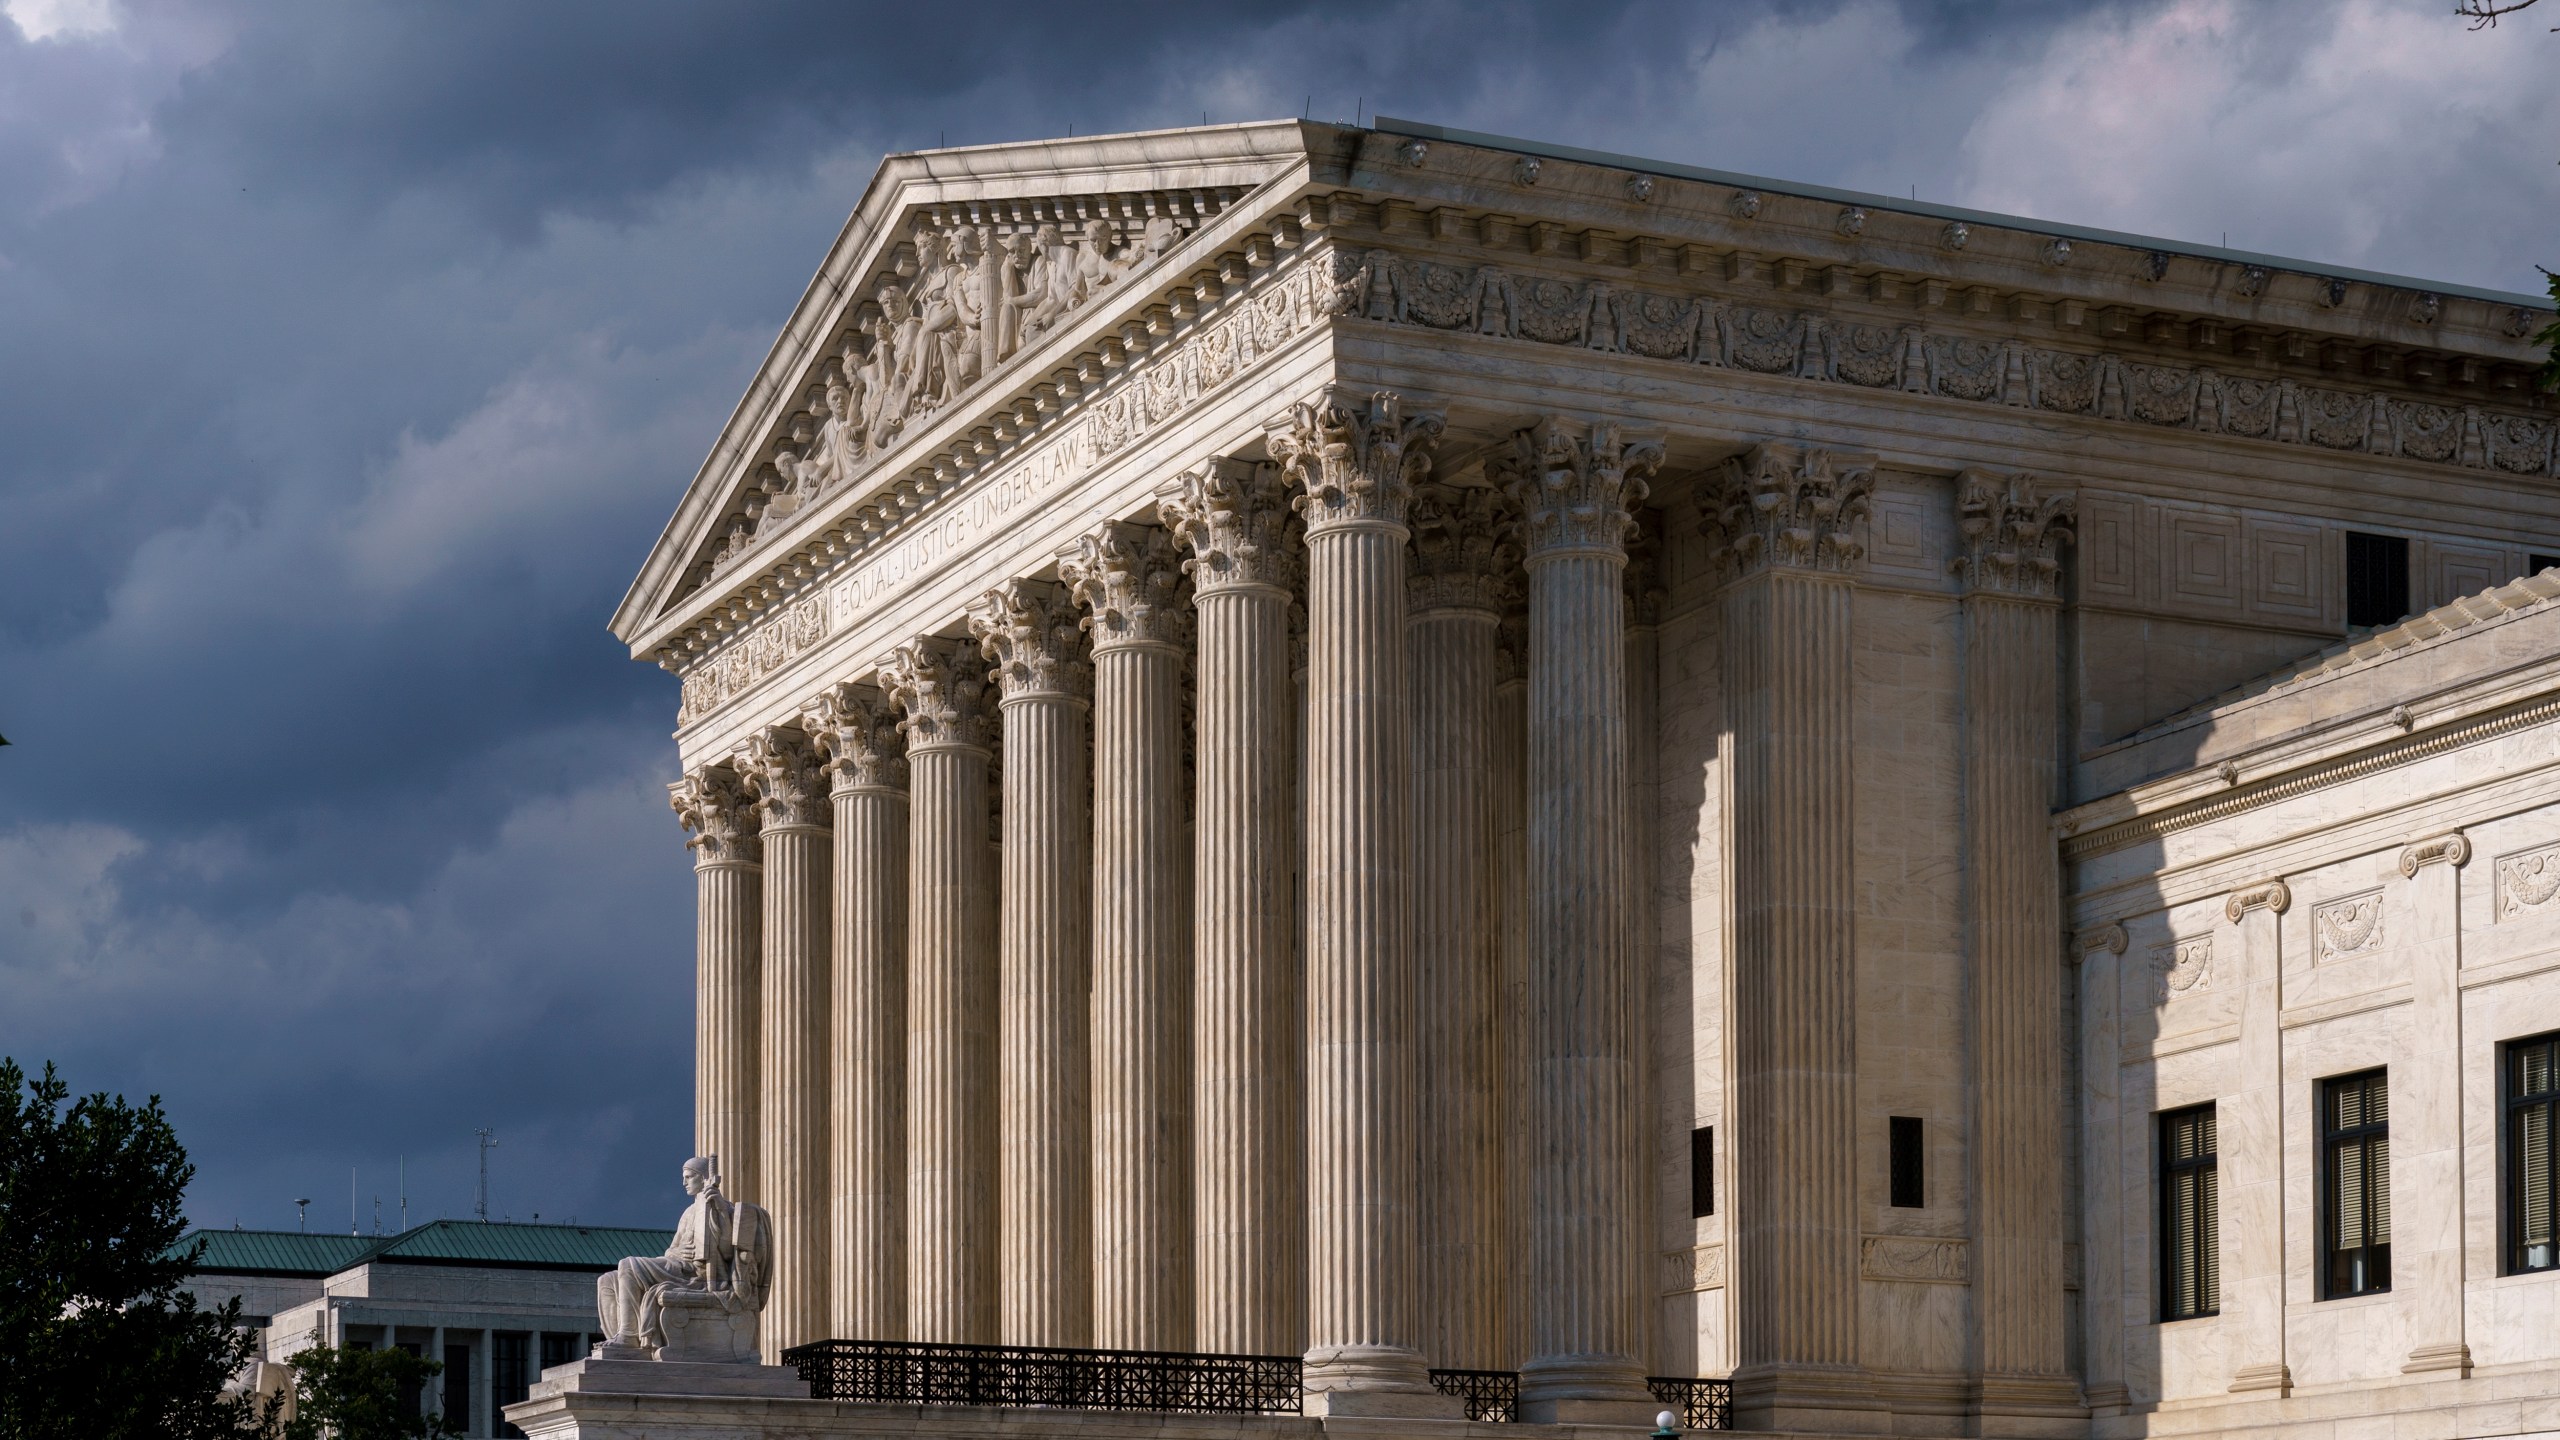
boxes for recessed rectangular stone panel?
[2425,539,2514,611]
[2244,517,2325,622]
[2079,493,2141,602]
[2162,509,2242,610]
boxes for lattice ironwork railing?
[780,1339,1302,1414]
[1647,1375,1734,1431]
[1427,1368,1520,1422]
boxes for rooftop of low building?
[179,1218,673,1278]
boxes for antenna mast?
[475,1129,498,1222]
[294,1197,310,1232]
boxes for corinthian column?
[805,683,908,1341]
[968,580,1095,1348]
[1700,443,1880,1430]
[1063,521,1196,1353]
[1162,459,1306,1357]
[1268,387,1456,1415]
[672,767,762,1211]
[1406,480,1511,1373]
[1951,470,2082,1423]
[1497,419,1664,1422]
[881,637,999,1343]
[739,726,833,1357]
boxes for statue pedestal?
[508,1358,808,1438]
[657,1301,760,1364]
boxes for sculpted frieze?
[1329,245,2560,479]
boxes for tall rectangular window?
[441,1344,472,1429]
[2508,1033,2560,1274]
[1889,1116,1925,1208]
[2321,1069,2391,1297]
[1690,1125,1715,1218]
[2346,531,2411,629]
[2160,1104,2220,1320]
[494,1332,531,1440]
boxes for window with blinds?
[2159,1103,2220,1321]
[2508,1033,2560,1274]
[2321,1069,2391,1298]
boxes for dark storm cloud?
[0,0,2545,1231]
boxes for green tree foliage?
[277,1330,460,1440]
[0,1057,267,1439]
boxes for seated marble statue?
[594,1155,771,1363]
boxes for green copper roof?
[178,1220,673,1277]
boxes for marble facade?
[595,118,2560,1440]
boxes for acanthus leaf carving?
[737,725,830,831]
[1158,458,1300,597]
[1267,385,1445,534]
[1494,415,1665,561]
[1061,520,1192,652]
[670,766,762,866]
[1951,469,2076,598]
[879,636,995,753]
[803,682,908,793]
[1406,481,1515,613]
[1697,442,1875,576]
[967,577,1092,702]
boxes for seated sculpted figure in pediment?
[594,1155,771,1364]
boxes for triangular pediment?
[612,121,1328,648]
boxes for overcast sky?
[1,0,2550,1236]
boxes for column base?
[1729,1362,1888,1434]
[2228,1362,2292,1396]
[1972,1372,2088,1438]
[1301,1345,1461,1419]
[2081,1383,2130,1412]
[1519,1353,1655,1425]
[2403,1342,2473,1376]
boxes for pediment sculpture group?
[710,213,1182,572]
[594,1155,773,1364]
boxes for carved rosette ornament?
[1497,416,1666,562]
[1951,469,2077,598]
[1060,522,1193,654]
[879,637,995,754]
[968,579,1093,704]
[671,766,762,866]
[1267,386,1446,535]
[738,726,831,831]
[1158,459,1300,598]
[803,682,908,794]
[1697,442,1875,576]
[1406,483,1514,614]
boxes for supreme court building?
[578,119,2560,1440]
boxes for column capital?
[738,725,831,831]
[2225,879,2293,924]
[1698,442,1875,578]
[1268,386,1445,535]
[2399,831,2471,878]
[1952,468,2076,599]
[1407,482,1513,615]
[881,636,995,754]
[1061,521,1192,654]
[969,578,1093,705]
[804,681,908,794]
[1496,416,1664,563]
[671,765,762,866]
[1159,459,1300,598]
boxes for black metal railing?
[1428,1368,1520,1422]
[1647,1375,1734,1431]
[781,1339,1302,1414]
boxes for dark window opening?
[2321,1069,2391,1298]
[2531,554,2560,578]
[442,1344,472,1429]
[2346,531,2411,629]
[1689,1125,1715,1218]
[2507,1033,2560,1274]
[495,1332,531,1439]
[1889,1116,1924,1209]
[2160,1103,2220,1320]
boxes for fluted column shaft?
[1270,388,1449,1411]
[810,685,910,1341]
[1408,482,1509,1373]
[1493,615,1530,1372]
[674,769,762,1210]
[1703,444,1878,1429]
[744,727,832,1357]
[885,640,999,1344]
[1502,420,1661,1421]
[972,581,1095,1347]
[1164,461,1306,1357]
[1067,524,1194,1352]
